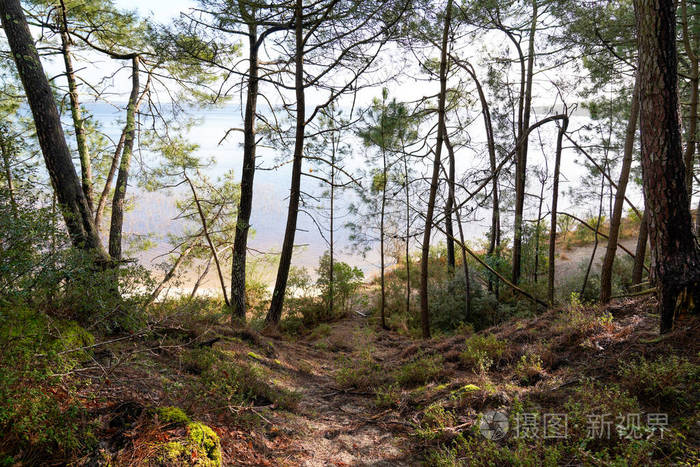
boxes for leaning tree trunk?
[230,24,260,323]
[266,0,305,325]
[0,0,107,261]
[457,59,500,291]
[635,0,700,333]
[419,0,452,340]
[108,56,140,262]
[600,76,640,303]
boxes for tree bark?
[445,125,456,275]
[230,23,260,323]
[511,0,538,285]
[58,0,93,213]
[681,0,698,207]
[380,135,387,328]
[420,0,452,339]
[635,0,700,333]
[95,128,126,230]
[600,76,640,303]
[108,56,140,262]
[266,0,305,325]
[632,209,648,288]
[402,134,411,315]
[0,132,18,220]
[0,0,107,261]
[454,58,500,291]
[147,242,195,306]
[329,133,335,318]
[548,117,568,304]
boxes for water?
[80,101,632,290]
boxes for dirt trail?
[264,315,416,466]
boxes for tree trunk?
[0,133,18,220]
[266,0,305,325]
[512,0,538,285]
[681,0,698,207]
[108,56,140,262]
[445,125,456,275]
[380,111,388,329]
[190,255,214,300]
[635,0,700,333]
[600,76,640,303]
[0,0,107,261]
[581,169,606,297]
[329,144,335,318]
[402,136,411,315]
[230,24,260,323]
[548,117,568,304]
[457,59,501,292]
[420,0,452,339]
[95,128,126,230]
[533,178,545,283]
[632,209,648,289]
[58,6,93,213]
[447,127,470,318]
[147,242,195,306]
[186,174,230,306]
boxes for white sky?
[115,0,195,21]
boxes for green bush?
[335,348,383,390]
[460,334,506,373]
[619,355,700,412]
[0,307,97,463]
[375,383,402,409]
[395,353,445,387]
[182,348,299,410]
[316,251,364,318]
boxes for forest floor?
[70,293,700,466]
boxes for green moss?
[157,441,188,464]
[154,422,222,466]
[187,422,222,466]
[156,406,190,426]
[247,351,263,361]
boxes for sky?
[114,0,194,21]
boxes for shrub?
[414,403,456,441]
[375,383,402,409]
[395,353,445,387]
[514,354,544,384]
[182,348,299,410]
[0,308,97,463]
[334,349,383,390]
[316,251,364,318]
[618,355,700,412]
[460,334,506,373]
